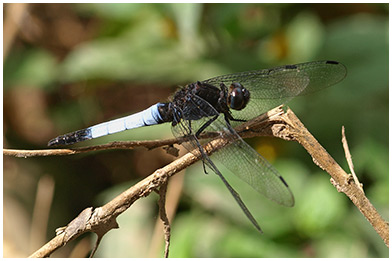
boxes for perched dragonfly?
[48,60,347,233]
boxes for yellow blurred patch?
[255,142,277,162]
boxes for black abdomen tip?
[47,129,92,146]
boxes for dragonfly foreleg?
[195,114,219,138]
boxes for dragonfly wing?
[203,60,347,121]
[210,135,295,207]
[185,105,295,207]
[173,94,294,206]
[171,93,294,234]
[171,95,267,232]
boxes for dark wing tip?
[326,60,347,83]
[278,176,295,207]
[325,60,347,74]
[326,60,339,65]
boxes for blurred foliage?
[3,3,388,258]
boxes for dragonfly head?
[228,82,250,110]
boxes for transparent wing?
[171,95,265,232]
[171,94,294,207]
[203,60,347,121]
[211,132,294,206]
[169,60,347,227]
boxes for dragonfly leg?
[224,111,247,123]
[194,132,211,175]
[223,114,241,137]
[195,114,219,138]
[185,119,209,174]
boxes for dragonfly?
[48,60,347,233]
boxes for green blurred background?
[3,3,388,258]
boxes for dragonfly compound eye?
[228,83,250,110]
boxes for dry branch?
[3,106,388,257]
[158,183,171,258]
[3,138,184,157]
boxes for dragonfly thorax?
[227,82,250,110]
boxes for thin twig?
[341,126,363,192]
[158,183,171,258]
[148,172,184,257]
[3,138,184,158]
[248,108,388,247]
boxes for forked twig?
[242,108,388,247]
[3,106,388,257]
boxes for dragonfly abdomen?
[47,103,165,146]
